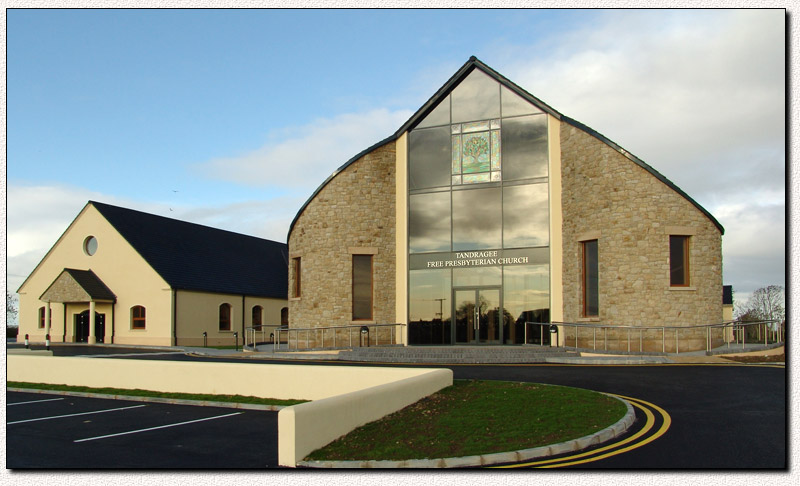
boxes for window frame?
[352,254,374,321]
[252,305,263,328]
[219,303,232,331]
[669,235,690,287]
[131,305,146,330]
[38,307,46,329]
[582,239,599,317]
[291,257,302,298]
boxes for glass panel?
[501,85,543,117]
[583,240,599,316]
[490,119,501,130]
[409,192,451,253]
[416,95,450,129]
[352,255,373,320]
[478,289,501,343]
[462,173,491,184]
[462,121,491,133]
[452,187,502,250]
[454,290,475,344]
[503,264,550,344]
[452,69,501,123]
[669,236,688,286]
[451,124,461,134]
[503,183,549,248]
[453,266,502,287]
[409,126,451,189]
[409,269,452,345]
[461,132,491,173]
[451,135,461,174]
[491,171,501,182]
[502,114,548,180]
[491,130,500,170]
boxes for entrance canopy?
[40,268,116,303]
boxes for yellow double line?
[494,394,671,468]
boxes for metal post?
[575,325,578,348]
[707,327,710,352]
[743,325,746,349]
[593,328,596,350]
[675,329,679,354]
[764,323,768,346]
[662,327,665,353]
[604,327,607,351]
[627,328,631,352]
[306,330,309,349]
[639,329,643,352]
[524,323,528,345]
[349,327,352,347]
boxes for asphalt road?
[6,345,786,469]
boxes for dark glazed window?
[280,307,288,326]
[503,264,550,344]
[409,126,451,190]
[84,236,98,256]
[502,114,548,180]
[219,303,231,331]
[352,255,373,320]
[451,69,500,123]
[583,240,599,317]
[292,257,301,298]
[409,192,451,253]
[670,236,690,286]
[503,183,549,248]
[131,306,146,330]
[452,187,502,251]
[38,307,46,329]
[252,306,263,327]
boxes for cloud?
[196,108,414,190]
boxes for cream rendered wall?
[17,204,173,345]
[548,115,565,345]
[395,132,409,345]
[174,290,287,346]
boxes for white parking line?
[9,398,65,406]
[7,404,147,425]
[74,412,243,443]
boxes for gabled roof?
[288,56,724,236]
[90,201,288,299]
[41,268,117,303]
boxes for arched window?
[38,307,46,329]
[219,303,231,331]
[281,307,288,326]
[252,305,263,328]
[131,306,146,329]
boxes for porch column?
[44,302,52,337]
[88,301,97,344]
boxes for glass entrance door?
[454,288,501,344]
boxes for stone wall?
[288,141,397,341]
[560,123,723,347]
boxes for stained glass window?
[451,119,501,185]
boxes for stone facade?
[559,123,723,351]
[288,141,397,344]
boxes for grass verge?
[306,380,626,461]
[7,381,307,407]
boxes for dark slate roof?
[288,56,724,237]
[91,201,288,299]
[723,285,733,305]
[49,269,117,302]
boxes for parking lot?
[6,391,279,469]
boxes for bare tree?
[748,285,785,323]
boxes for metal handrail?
[271,323,406,352]
[542,319,782,354]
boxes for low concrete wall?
[7,355,453,468]
[278,368,452,467]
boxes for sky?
[3,8,788,316]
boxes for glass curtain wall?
[408,68,551,345]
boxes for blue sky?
[5,8,787,312]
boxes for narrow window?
[352,255,373,320]
[670,235,690,286]
[252,305,263,328]
[38,307,46,329]
[292,257,301,298]
[582,240,599,317]
[280,307,289,326]
[219,303,231,331]
[131,306,146,330]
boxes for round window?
[83,236,98,256]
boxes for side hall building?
[17,201,289,347]
[287,57,724,351]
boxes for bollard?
[360,326,369,347]
[234,332,239,352]
[46,333,51,351]
[202,332,207,348]
[25,334,30,349]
